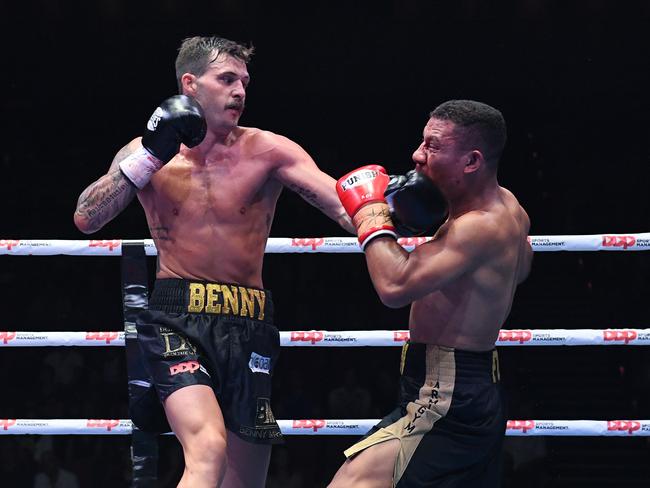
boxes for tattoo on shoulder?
[288,183,324,209]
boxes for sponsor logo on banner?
[86,332,119,344]
[603,330,638,344]
[0,332,17,344]
[499,330,532,344]
[169,360,200,376]
[249,352,271,374]
[290,331,324,344]
[607,420,641,434]
[393,331,410,342]
[0,240,20,251]
[602,235,636,249]
[89,240,122,251]
[0,419,16,430]
[506,420,535,433]
[291,238,325,250]
[87,419,120,431]
[292,419,326,432]
[397,237,429,247]
[529,238,566,248]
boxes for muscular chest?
[145,155,279,221]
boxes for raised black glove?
[384,170,448,236]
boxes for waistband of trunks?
[148,279,274,324]
[402,342,500,383]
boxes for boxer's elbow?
[74,212,97,234]
[375,280,412,309]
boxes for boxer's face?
[412,118,468,187]
[183,53,250,131]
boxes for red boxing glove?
[336,165,397,250]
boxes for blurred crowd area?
[3,0,650,486]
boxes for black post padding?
[121,242,160,487]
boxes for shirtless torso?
[409,187,531,350]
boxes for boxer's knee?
[183,425,228,477]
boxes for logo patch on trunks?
[255,398,276,426]
[248,352,271,374]
[169,360,200,376]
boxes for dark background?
[2,1,650,486]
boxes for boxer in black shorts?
[344,343,504,486]
[331,100,532,486]
[74,35,353,487]
[136,279,282,443]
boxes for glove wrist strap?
[118,146,164,190]
[354,202,397,250]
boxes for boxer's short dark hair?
[175,36,254,92]
[430,100,507,168]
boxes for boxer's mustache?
[226,101,245,111]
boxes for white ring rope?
[0,419,648,437]
[1,329,648,347]
[1,233,650,255]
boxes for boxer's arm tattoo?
[288,183,324,210]
[75,147,138,232]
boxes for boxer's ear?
[463,150,483,174]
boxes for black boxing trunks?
[345,342,504,487]
[135,279,282,444]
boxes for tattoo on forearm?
[289,183,324,209]
[75,171,137,231]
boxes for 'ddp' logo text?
[87,419,120,431]
[86,332,119,344]
[89,240,122,251]
[602,235,636,249]
[499,330,532,344]
[393,331,410,342]
[607,421,641,434]
[0,419,16,430]
[291,238,325,250]
[290,331,324,344]
[169,360,200,376]
[603,330,637,344]
[0,240,20,251]
[506,420,535,433]
[0,332,17,344]
[292,419,326,432]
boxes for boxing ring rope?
[1,329,649,347]
[1,232,649,255]
[1,419,648,437]
[2,234,649,439]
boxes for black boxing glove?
[119,95,207,189]
[384,170,448,236]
